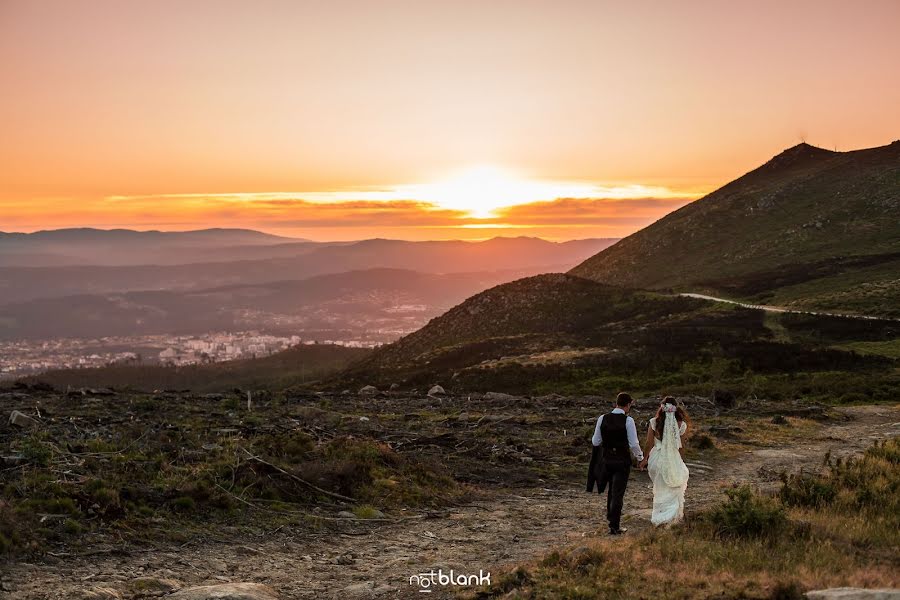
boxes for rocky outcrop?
[167,583,279,600]
[806,589,900,600]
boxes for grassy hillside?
[25,343,370,392]
[570,141,900,317]
[345,274,899,400]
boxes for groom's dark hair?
[615,392,633,407]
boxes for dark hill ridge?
[347,273,895,396]
[349,273,708,381]
[570,141,900,317]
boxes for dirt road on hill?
[5,405,898,600]
[680,292,900,322]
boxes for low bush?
[706,485,788,539]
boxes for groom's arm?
[625,417,644,461]
[591,415,603,447]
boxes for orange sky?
[1,0,899,241]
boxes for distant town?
[0,332,384,380]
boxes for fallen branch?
[212,482,393,522]
[239,448,357,503]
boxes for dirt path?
[679,292,900,322]
[6,405,898,600]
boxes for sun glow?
[396,165,601,218]
[387,165,697,219]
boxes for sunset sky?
[2,0,899,241]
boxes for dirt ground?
[4,404,898,600]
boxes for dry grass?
[476,438,900,599]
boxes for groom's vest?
[600,412,629,458]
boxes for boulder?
[389,383,400,391]
[80,589,122,600]
[428,385,446,396]
[126,577,181,596]
[8,410,40,429]
[358,385,379,396]
[167,583,279,600]
[806,589,900,600]
[484,392,515,402]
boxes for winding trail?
[679,292,900,322]
[7,405,899,600]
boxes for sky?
[1,0,899,241]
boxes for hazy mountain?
[570,141,900,317]
[0,267,561,341]
[0,236,618,304]
[0,228,312,267]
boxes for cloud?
[3,192,698,239]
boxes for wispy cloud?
[5,184,703,240]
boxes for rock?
[80,588,122,600]
[337,511,356,519]
[341,582,375,598]
[484,392,515,401]
[389,383,400,391]
[341,389,351,395]
[167,583,279,600]
[8,410,40,429]
[126,577,181,597]
[334,553,355,565]
[806,589,900,600]
[358,385,379,396]
[86,387,116,396]
[428,385,446,396]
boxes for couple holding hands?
[587,392,690,535]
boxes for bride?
[639,398,690,526]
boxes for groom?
[586,392,644,535]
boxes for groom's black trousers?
[587,446,631,531]
[603,458,630,531]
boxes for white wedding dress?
[647,414,689,526]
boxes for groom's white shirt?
[591,408,644,461]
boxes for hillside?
[570,141,900,317]
[346,274,896,396]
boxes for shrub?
[779,473,837,508]
[171,496,196,512]
[770,581,804,600]
[707,486,787,539]
[20,437,53,467]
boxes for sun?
[399,165,577,218]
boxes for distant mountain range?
[0,228,308,266]
[0,236,618,304]
[571,141,900,318]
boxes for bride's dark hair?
[654,396,688,441]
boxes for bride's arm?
[639,426,654,469]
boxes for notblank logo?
[409,569,491,593]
